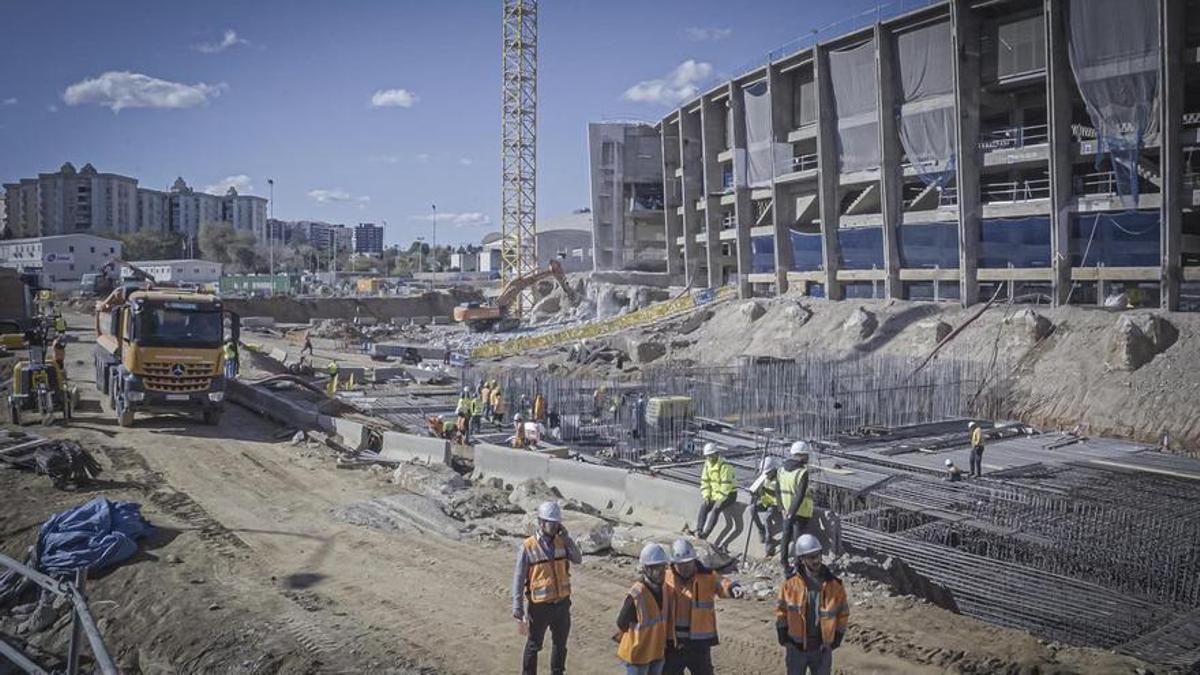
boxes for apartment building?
[657,0,1200,310]
[355,222,385,254]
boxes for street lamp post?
[431,203,437,273]
[268,178,275,297]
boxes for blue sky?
[0,0,910,246]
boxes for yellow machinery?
[453,260,576,332]
[93,281,240,427]
[8,360,72,425]
[357,277,383,295]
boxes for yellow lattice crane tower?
[501,0,538,314]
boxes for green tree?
[97,228,187,260]
[199,222,260,273]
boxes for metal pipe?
[67,569,83,675]
[0,638,50,675]
[0,552,69,597]
[68,583,118,675]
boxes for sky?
[0,0,912,247]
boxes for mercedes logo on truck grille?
[170,364,187,378]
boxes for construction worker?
[512,501,580,675]
[968,421,985,478]
[513,413,529,449]
[301,332,314,356]
[533,391,546,423]
[750,456,782,556]
[695,443,736,541]
[775,534,848,675]
[491,385,505,424]
[616,543,670,675]
[325,360,340,394]
[778,441,816,574]
[481,380,493,423]
[470,390,483,435]
[51,306,66,336]
[51,336,66,375]
[944,458,964,482]
[456,386,476,442]
[632,393,647,440]
[222,339,238,380]
[663,539,743,675]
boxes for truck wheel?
[116,398,134,427]
[202,409,222,425]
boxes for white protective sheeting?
[829,39,880,173]
[740,80,791,188]
[1067,0,1160,205]
[896,21,957,186]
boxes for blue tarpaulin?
[790,232,823,271]
[1070,211,1160,267]
[979,217,1052,268]
[837,226,885,270]
[751,235,775,273]
[898,222,960,269]
[37,497,153,573]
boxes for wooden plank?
[899,268,961,282]
[976,267,1054,282]
[836,269,886,282]
[1070,266,1161,282]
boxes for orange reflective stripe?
[666,570,723,644]
[778,574,849,648]
[523,536,571,604]
[617,582,668,665]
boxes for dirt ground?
[0,315,1153,674]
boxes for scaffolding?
[500,0,538,313]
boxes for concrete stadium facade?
[656,0,1200,310]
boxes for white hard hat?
[537,501,562,522]
[792,533,822,557]
[671,539,697,563]
[944,459,954,467]
[968,421,978,429]
[790,441,810,456]
[639,543,669,567]
[759,456,782,473]
[463,386,471,395]
[514,413,524,422]
[702,442,718,457]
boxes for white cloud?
[308,188,370,207]
[47,104,58,113]
[458,158,473,166]
[370,155,402,164]
[414,212,490,228]
[415,153,431,163]
[685,26,732,41]
[63,71,225,113]
[204,174,253,195]
[194,29,248,54]
[1,98,16,106]
[370,88,418,108]
[622,60,713,106]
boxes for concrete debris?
[522,511,613,554]
[625,337,666,365]
[830,552,958,613]
[676,308,715,336]
[444,485,523,521]
[782,303,812,325]
[531,294,561,317]
[390,463,467,497]
[331,494,464,541]
[1128,314,1178,354]
[1105,315,1160,372]
[1019,309,1053,342]
[740,300,766,322]
[508,478,600,517]
[843,307,878,340]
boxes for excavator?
[453,259,576,332]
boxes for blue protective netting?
[790,231,824,271]
[904,281,961,301]
[843,281,884,299]
[979,217,1052,268]
[837,226,884,270]
[751,235,775,273]
[898,222,959,269]
[1069,210,1160,267]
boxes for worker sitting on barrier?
[944,458,964,482]
[695,443,736,542]
[513,413,529,449]
[778,442,816,575]
[750,456,783,556]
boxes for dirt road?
[0,318,1147,674]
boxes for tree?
[97,228,186,261]
[199,222,260,273]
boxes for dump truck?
[93,282,239,427]
[453,259,576,331]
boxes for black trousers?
[779,514,811,571]
[970,447,983,477]
[695,492,736,539]
[663,641,714,675]
[751,503,780,545]
[523,599,570,675]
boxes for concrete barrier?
[331,417,368,451]
[227,380,320,429]
[544,460,629,514]
[472,442,551,489]
[379,431,451,466]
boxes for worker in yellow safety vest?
[513,501,581,675]
[777,441,816,575]
[663,538,743,674]
[513,413,529,449]
[968,421,985,478]
[222,340,238,380]
[456,386,476,443]
[325,360,340,394]
[775,534,849,675]
[481,381,493,422]
[750,456,783,556]
[533,392,546,423]
[695,443,736,541]
[491,386,505,424]
[616,543,670,674]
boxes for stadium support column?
[1045,0,1073,306]
[951,0,981,306]
[1161,0,1184,311]
[876,23,902,299]
[768,63,793,294]
[815,43,843,300]
[680,110,704,287]
[730,84,753,298]
[701,93,725,290]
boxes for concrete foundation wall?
[379,431,451,466]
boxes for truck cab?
[94,288,239,426]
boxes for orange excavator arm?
[493,259,577,311]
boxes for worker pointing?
[616,543,670,675]
[513,501,581,675]
[778,441,816,574]
[695,443,736,541]
[776,534,848,675]
[663,538,743,675]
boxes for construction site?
[3,0,1200,674]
